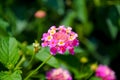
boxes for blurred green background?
[0,0,120,79]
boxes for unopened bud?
[80,57,88,63]
[33,40,40,53]
[90,63,98,71]
[34,10,46,18]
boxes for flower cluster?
[41,25,79,55]
[46,68,72,80]
[95,65,116,80]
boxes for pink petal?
[68,47,74,55]
[49,39,57,47]
[58,46,66,54]
[41,33,49,40]
[72,39,79,46]
[41,41,48,47]
[50,47,57,55]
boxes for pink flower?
[95,65,116,80]
[41,33,49,40]
[49,39,57,47]
[46,68,72,80]
[41,25,79,55]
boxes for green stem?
[14,55,26,70]
[81,38,103,63]
[85,71,94,80]
[80,63,84,73]
[24,55,52,80]
[27,52,35,68]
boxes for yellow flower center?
[52,27,56,30]
[66,27,71,33]
[47,36,52,41]
[50,30,56,35]
[66,29,70,33]
[58,40,65,46]
[69,36,75,41]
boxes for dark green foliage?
[0,0,119,79]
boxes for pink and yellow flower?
[45,35,53,41]
[41,25,79,55]
[46,68,72,80]
[58,40,65,46]
[95,64,116,80]
[66,27,72,33]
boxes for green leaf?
[0,18,9,37]
[83,22,93,36]
[0,70,22,80]
[90,77,102,80]
[74,0,88,23]
[15,20,27,35]
[60,11,76,26]
[57,0,65,15]
[56,55,81,78]
[36,47,60,68]
[0,37,20,69]
[106,19,118,39]
[5,9,17,35]
[0,18,9,30]
[74,47,84,53]
[43,0,64,15]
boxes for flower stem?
[24,55,52,80]
[85,71,94,80]
[80,63,84,73]
[14,55,26,70]
[81,38,103,63]
[27,52,35,69]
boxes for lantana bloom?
[46,68,72,80]
[41,25,79,55]
[95,64,116,80]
